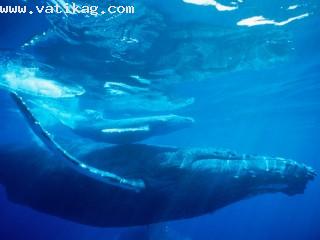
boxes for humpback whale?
[0,140,316,227]
[0,92,316,227]
[0,0,316,230]
[59,113,194,144]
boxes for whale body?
[71,114,194,144]
[0,142,316,227]
[0,92,316,227]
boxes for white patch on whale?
[102,126,150,133]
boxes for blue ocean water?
[0,0,320,239]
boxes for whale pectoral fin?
[10,91,145,192]
[101,125,150,134]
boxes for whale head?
[149,114,195,134]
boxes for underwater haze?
[0,0,320,239]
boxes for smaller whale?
[70,114,194,144]
[29,101,194,144]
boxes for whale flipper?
[10,92,145,192]
[101,125,150,134]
